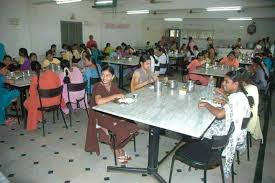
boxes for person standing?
[86,35,98,49]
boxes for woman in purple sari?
[18,48,31,71]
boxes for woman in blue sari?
[83,54,101,94]
[0,63,20,124]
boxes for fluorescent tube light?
[126,10,149,15]
[95,0,113,5]
[207,6,241,11]
[56,0,82,4]
[164,18,183,22]
[227,17,252,21]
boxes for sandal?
[117,156,128,164]
[5,118,15,126]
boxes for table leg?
[107,126,167,183]
[118,65,123,89]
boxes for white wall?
[0,0,102,57]
[1,0,275,58]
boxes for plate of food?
[115,97,135,104]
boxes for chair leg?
[110,132,117,166]
[56,109,59,120]
[84,100,89,118]
[52,111,55,123]
[203,169,207,183]
[68,103,72,127]
[249,132,252,148]
[60,108,68,129]
[133,135,136,152]
[246,134,250,161]
[42,120,45,136]
[219,157,225,183]
[231,161,235,183]
[236,150,240,164]
[168,156,176,183]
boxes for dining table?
[93,83,215,183]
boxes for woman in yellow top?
[103,43,113,56]
[45,50,60,65]
[62,45,73,65]
[72,44,81,61]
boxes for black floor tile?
[11,128,15,131]
[21,153,26,157]
[102,157,107,160]
[72,143,77,146]
[0,140,5,143]
[104,177,110,181]
[9,146,15,150]
[59,137,63,140]
[41,144,47,147]
[33,161,39,165]
[54,152,59,155]
[48,170,54,174]
[135,154,140,157]
[69,159,74,162]
[85,168,91,171]
[74,130,78,133]
[176,169,182,172]
[142,174,148,177]
[48,132,52,134]
[20,133,24,136]
[64,181,70,183]
[7,174,15,178]
[30,139,35,141]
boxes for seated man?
[0,63,19,125]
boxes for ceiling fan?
[187,9,204,14]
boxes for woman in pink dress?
[220,51,240,67]
[188,52,209,86]
[58,60,87,114]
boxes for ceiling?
[31,0,275,18]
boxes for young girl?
[85,65,139,163]
[18,48,31,71]
[187,52,208,86]
[199,69,252,179]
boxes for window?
[60,21,83,45]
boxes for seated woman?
[3,55,19,72]
[220,51,240,67]
[30,52,38,62]
[158,48,168,75]
[45,50,60,65]
[208,44,216,62]
[103,43,113,56]
[62,45,73,66]
[187,52,208,86]
[0,63,19,125]
[18,48,31,71]
[72,44,81,63]
[131,54,157,93]
[148,48,160,76]
[262,50,273,73]
[85,65,139,163]
[250,57,269,91]
[58,60,86,114]
[202,50,212,65]
[24,61,63,131]
[83,54,101,94]
[199,70,252,179]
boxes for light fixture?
[164,18,183,22]
[95,0,113,5]
[56,0,82,4]
[227,17,252,21]
[126,10,149,15]
[206,6,241,11]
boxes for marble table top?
[93,83,215,138]
[190,65,235,78]
[103,57,139,66]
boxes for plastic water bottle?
[208,76,215,99]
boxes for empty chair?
[169,123,235,183]
[38,86,68,136]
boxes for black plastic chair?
[169,123,235,183]
[38,86,68,136]
[89,77,101,95]
[236,114,253,164]
[67,81,89,127]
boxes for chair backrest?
[211,122,235,150]
[89,77,101,94]
[241,113,253,129]
[38,85,63,108]
[67,81,87,92]
[38,85,63,99]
